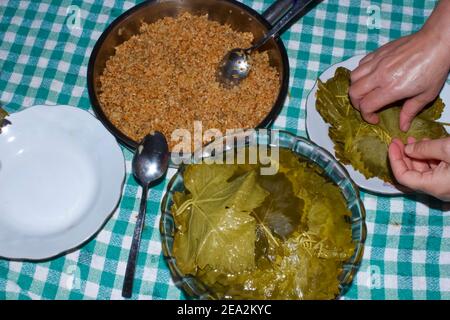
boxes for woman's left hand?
[388,137,450,201]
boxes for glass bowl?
[160,129,366,299]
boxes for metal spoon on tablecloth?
[122,132,169,298]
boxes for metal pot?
[87,0,316,150]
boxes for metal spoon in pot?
[122,131,169,298]
[217,0,316,87]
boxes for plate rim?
[0,104,126,261]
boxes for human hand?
[388,137,450,201]
[349,29,450,132]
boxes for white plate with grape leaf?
[306,54,450,195]
[0,105,125,260]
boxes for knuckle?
[359,97,373,112]
[361,52,374,62]
[360,101,378,116]
[378,69,391,82]
[359,100,368,111]
[376,62,392,82]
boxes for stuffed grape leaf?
[316,67,448,183]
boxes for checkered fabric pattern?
[0,0,449,300]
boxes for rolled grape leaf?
[316,67,448,183]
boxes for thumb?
[399,96,428,132]
[404,138,450,162]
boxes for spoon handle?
[252,0,317,50]
[122,185,149,298]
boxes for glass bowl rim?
[160,129,367,299]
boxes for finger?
[389,142,432,190]
[394,168,432,192]
[404,137,450,162]
[359,48,388,67]
[357,86,406,124]
[420,138,439,169]
[359,52,376,65]
[359,86,407,115]
[407,137,431,172]
[360,111,380,124]
[351,60,378,83]
[349,75,379,110]
[359,88,384,123]
[399,95,429,132]
[392,138,413,170]
[389,140,413,176]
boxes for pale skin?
[349,0,450,201]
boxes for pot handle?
[262,0,319,30]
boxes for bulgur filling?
[99,13,280,149]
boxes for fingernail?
[405,144,413,154]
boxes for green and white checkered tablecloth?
[1,0,449,300]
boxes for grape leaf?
[0,107,8,134]
[419,98,445,120]
[173,164,268,275]
[217,243,343,300]
[316,67,448,183]
[285,160,354,252]
[172,149,356,299]
[253,173,304,241]
[200,229,350,300]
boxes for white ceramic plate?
[306,55,450,195]
[0,105,125,260]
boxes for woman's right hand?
[349,29,449,132]
[349,0,450,132]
